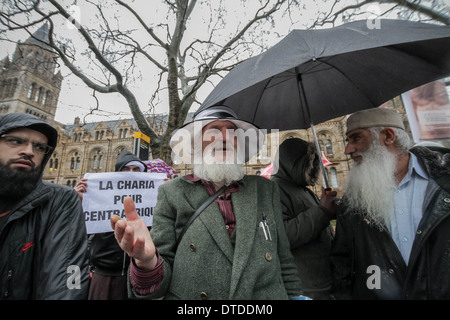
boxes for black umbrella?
[198,19,450,188]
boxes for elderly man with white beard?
[110,106,303,300]
[330,107,450,300]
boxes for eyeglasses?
[0,134,53,155]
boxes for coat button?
[200,292,208,300]
[265,252,272,261]
[416,230,422,235]
[444,198,450,203]
[189,243,196,251]
[388,269,394,274]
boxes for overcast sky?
[0,1,417,125]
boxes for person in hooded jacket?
[271,138,337,300]
[0,113,89,300]
[74,150,147,300]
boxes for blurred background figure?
[271,138,337,300]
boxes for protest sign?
[82,171,166,234]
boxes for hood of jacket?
[0,113,58,176]
[272,138,320,187]
[114,150,148,172]
[410,145,450,193]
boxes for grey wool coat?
[129,175,302,300]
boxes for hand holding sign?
[111,197,158,271]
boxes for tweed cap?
[346,108,404,134]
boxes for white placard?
[82,172,166,234]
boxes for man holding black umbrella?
[331,108,450,299]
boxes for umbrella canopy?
[197,19,450,188]
[198,19,450,131]
[144,158,179,177]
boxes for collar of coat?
[410,146,450,193]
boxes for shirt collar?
[408,151,429,180]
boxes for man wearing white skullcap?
[331,107,450,300]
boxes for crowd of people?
[0,107,448,300]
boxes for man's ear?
[381,128,396,146]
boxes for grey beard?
[342,141,397,232]
[193,163,245,185]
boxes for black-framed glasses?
[0,134,53,155]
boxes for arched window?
[70,157,75,170]
[35,87,42,102]
[42,90,50,105]
[27,83,35,99]
[98,155,104,169]
[49,159,53,171]
[331,167,339,188]
[319,140,324,152]
[93,155,98,169]
[75,157,81,170]
[54,158,58,169]
[326,139,333,154]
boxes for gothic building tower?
[0,23,62,125]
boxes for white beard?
[193,141,245,185]
[193,163,245,185]
[342,140,397,231]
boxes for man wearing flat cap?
[110,106,303,300]
[331,107,450,300]
[0,113,89,300]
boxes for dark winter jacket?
[331,146,450,299]
[89,150,147,276]
[271,138,334,299]
[0,113,89,300]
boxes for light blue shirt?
[390,152,429,265]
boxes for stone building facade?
[0,24,62,125]
[1,25,421,197]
